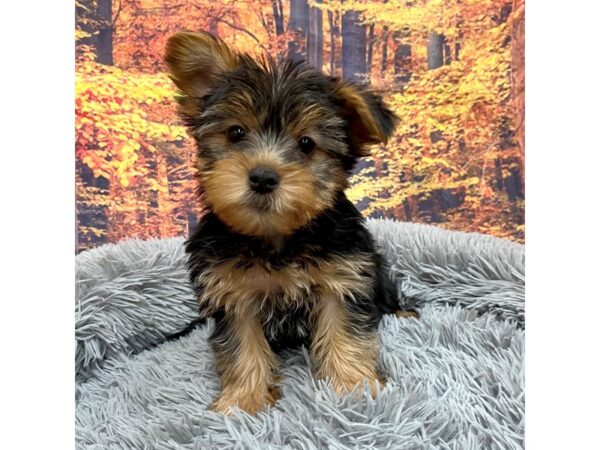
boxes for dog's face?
[165,32,397,237]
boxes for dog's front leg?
[310,292,382,397]
[209,310,279,415]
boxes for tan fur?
[201,150,335,237]
[163,31,402,415]
[203,254,381,410]
[197,93,262,137]
[334,82,390,151]
[197,253,375,316]
[164,31,239,117]
[288,104,332,137]
[311,293,381,396]
[210,309,279,415]
[395,309,420,319]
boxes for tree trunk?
[75,0,95,47]
[427,32,444,70]
[272,0,284,36]
[511,0,525,169]
[403,200,413,221]
[307,0,323,69]
[77,164,109,250]
[428,32,447,146]
[155,155,172,237]
[444,38,452,65]
[381,26,388,75]
[187,211,198,235]
[505,167,524,201]
[288,0,309,62]
[96,0,113,65]
[366,24,375,78]
[328,11,338,75]
[270,0,285,58]
[379,0,389,76]
[393,31,411,85]
[341,9,367,82]
[494,158,505,192]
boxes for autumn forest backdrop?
[75,0,525,252]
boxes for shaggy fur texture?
[164,31,407,413]
[75,220,524,449]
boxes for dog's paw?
[330,374,384,399]
[209,386,280,415]
[394,309,420,319]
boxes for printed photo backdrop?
[76,0,525,252]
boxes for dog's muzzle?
[248,166,279,194]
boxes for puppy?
[164,31,416,415]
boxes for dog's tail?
[162,317,207,344]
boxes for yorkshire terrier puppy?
[164,31,416,415]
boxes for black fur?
[187,57,396,173]
[186,192,399,352]
[164,32,414,411]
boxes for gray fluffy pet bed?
[75,219,524,450]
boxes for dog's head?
[165,31,397,237]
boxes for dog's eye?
[298,136,316,154]
[227,125,246,143]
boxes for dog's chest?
[230,262,315,348]
[196,253,374,317]
[198,259,315,309]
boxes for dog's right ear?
[164,31,238,114]
[332,81,398,156]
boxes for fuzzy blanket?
[75,219,525,450]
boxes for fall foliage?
[75,0,525,252]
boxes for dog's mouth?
[246,191,276,212]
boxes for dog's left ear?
[164,31,238,97]
[334,82,398,156]
[164,31,238,118]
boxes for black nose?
[248,166,280,194]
